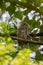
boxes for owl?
[17,22,31,48]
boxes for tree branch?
[31,57,43,60]
[11,36,43,45]
[0,33,43,45]
[29,32,43,37]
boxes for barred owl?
[17,22,31,48]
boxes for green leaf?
[14,11,23,20]
[40,6,43,13]
[22,0,27,3]
[36,50,43,60]
[6,2,16,15]
[40,25,43,32]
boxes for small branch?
[29,32,43,37]
[31,57,43,60]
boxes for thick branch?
[0,33,43,45]
[11,36,43,45]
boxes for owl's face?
[21,22,29,29]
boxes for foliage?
[0,0,43,65]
